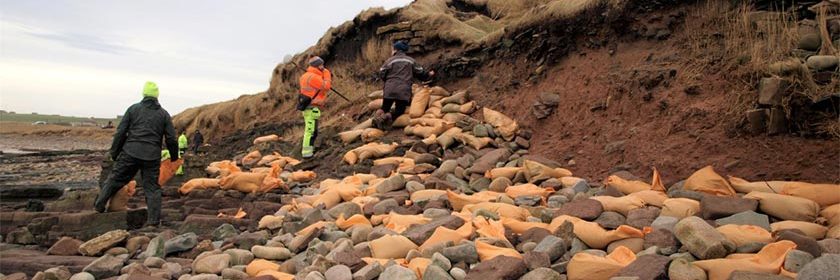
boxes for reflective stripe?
[386,58,415,67]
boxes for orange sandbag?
[473,216,508,241]
[158,159,183,186]
[253,134,280,145]
[369,234,418,259]
[407,257,431,279]
[744,191,819,221]
[828,225,840,239]
[716,224,773,247]
[505,184,553,199]
[179,178,221,194]
[627,190,668,207]
[246,259,281,277]
[661,198,701,219]
[241,150,262,166]
[476,240,521,261]
[727,176,785,193]
[523,160,572,182]
[343,142,398,165]
[483,107,518,140]
[366,99,383,112]
[485,167,522,180]
[821,204,840,226]
[410,189,447,202]
[108,181,137,211]
[339,130,364,144]
[501,217,550,234]
[289,171,317,182]
[780,182,840,208]
[383,212,430,233]
[206,160,241,178]
[453,133,493,150]
[604,175,652,194]
[568,246,636,280]
[361,128,385,143]
[392,114,411,128]
[693,240,796,280]
[684,166,736,196]
[591,196,646,216]
[220,172,267,193]
[446,190,503,211]
[336,214,372,230]
[463,202,530,221]
[550,215,644,249]
[419,226,465,251]
[409,87,432,118]
[770,221,827,239]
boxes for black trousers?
[95,153,162,225]
[381,98,410,118]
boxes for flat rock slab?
[0,249,96,277]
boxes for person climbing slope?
[374,40,434,128]
[297,56,332,158]
[176,131,188,175]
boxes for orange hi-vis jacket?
[299,66,332,107]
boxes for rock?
[6,227,35,245]
[700,195,758,220]
[47,237,83,256]
[798,254,840,280]
[78,230,129,256]
[776,230,822,257]
[667,258,706,280]
[747,108,768,135]
[519,267,560,280]
[120,262,150,275]
[189,274,222,280]
[757,77,789,106]
[104,247,128,256]
[469,177,491,192]
[407,181,426,193]
[614,254,670,279]
[164,233,198,255]
[225,248,255,266]
[595,211,625,229]
[523,251,550,270]
[450,268,466,280]
[423,265,454,280]
[714,211,770,231]
[212,223,239,241]
[83,254,126,279]
[520,242,537,253]
[140,236,165,259]
[68,272,95,280]
[644,229,679,255]
[728,271,789,280]
[783,249,813,273]
[673,216,734,259]
[557,199,603,220]
[289,227,323,253]
[430,252,452,271]
[231,231,269,250]
[625,207,660,229]
[353,262,383,280]
[806,55,839,71]
[143,257,166,268]
[380,265,417,280]
[533,235,566,261]
[324,265,352,280]
[376,175,406,193]
[546,195,568,208]
[514,195,541,207]
[125,236,150,255]
[488,177,512,193]
[818,239,840,254]
[650,216,679,233]
[442,243,479,264]
[192,253,230,274]
[162,262,183,279]
[251,245,292,261]
[607,238,644,254]
[737,242,767,254]
[470,149,511,175]
[44,266,72,280]
[333,251,365,272]
[464,256,527,280]
[404,216,465,245]
[221,268,249,280]
[372,199,400,215]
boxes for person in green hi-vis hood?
[176,132,187,175]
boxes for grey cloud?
[24,29,143,55]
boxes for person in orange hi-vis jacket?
[298,56,331,158]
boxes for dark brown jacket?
[379,52,431,101]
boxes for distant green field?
[0,111,120,125]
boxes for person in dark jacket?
[95,81,178,227]
[191,130,204,153]
[374,41,434,128]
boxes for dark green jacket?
[110,97,178,161]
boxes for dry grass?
[357,39,392,77]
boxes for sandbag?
[483,107,518,140]
[383,213,431,233]
[474,216,507,241]
[369,234,418,259]
[336,214,372,230]
[406,257,431,279]
[442,113,468,123]
[567,246,636,280]
[660,198,701,219]
[392,114,411,128]
[424,107,443,118]
[485,167,522,180]
[311,189,342,209]
[220,172,268,193]
[684,166,736,196]
[409,87,432,118]
[627,190,668,207]
[367,90,383,100]
[829,225,840,239]
[253,134,280,145]
[476,240,521,261]
[780,182,840,208]
[591,196,646,216]
[430,86,450,96]
[462,202,530,221]
[501,217,550,234]
[821,203,840,226]
[158,159,183,186]
[339,130,364,143]
[289,171,316,182]
[366,99,383,112]
[441,90,468,105]
[256,153,282,166]
[505,184,553,199]
[343,142,398,165]
[206,160,241,178]
[727,176,785,193]
[241,150,262,166]
[246,259,281,277]
[353,118,374,130]
[605,175,652,194]
[108,181,136,211]
[523,160,572,182]
[410,189,447,202]
[258,215,284,230]
[770,221,827,239]
[743,191,819,221]
[716,224,773,247]
[179,178,222,194]
[693,240,796,280]
[419,226,466,252]
[268,156,300,169]
[447,190,501,211]
[453,133,493,150]
[550,215,644,249]
[441,103,461,114]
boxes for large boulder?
[673,216,734,259]
[78,230,129,256]
[47,237,83,256]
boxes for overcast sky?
[0,0,410,118]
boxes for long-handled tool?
[284,55,351,102]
